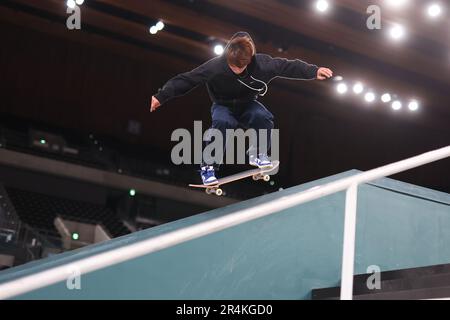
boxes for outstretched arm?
[151,58,216,112]
[264,55,332,81]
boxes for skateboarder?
[150,32,333,185]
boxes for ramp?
[0,170,449,299]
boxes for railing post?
[340,183,359,300]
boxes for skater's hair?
[226,36,255,68]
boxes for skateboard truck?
[252,173,271,182]
[205,186,223,196]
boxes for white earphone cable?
[237,76,269,97]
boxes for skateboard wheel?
[263,175,270,182]
[215,189,223,196]
[252,175,259,181]
[206,188,214,195]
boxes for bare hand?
[317,67,333,80]
[150,96,161,112]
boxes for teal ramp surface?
[0,170,449,299]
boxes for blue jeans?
[202,100,274,168]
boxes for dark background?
[1,0,449,192]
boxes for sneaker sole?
[250,163,273,170]
[203,180,219,186]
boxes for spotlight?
[392,100,402,110]
[334,76,344,81]
[353,82,364,95]
[155,21,165,31]
[381,93,392,103]
[316,0,330,13]
[408,100,419,111]
[386,0,409,8]
[389,24,406,40]
[427,3,442,18]
[277,45,289,53]
[75,0,84,5]
[129,189,136,197]
[214,44,224,55]
[365,92,376,103]
[67,0,76,9]
[336,83,348,94]
[72,232,79,241]
[149,26,158,35]
[40,139,46,145]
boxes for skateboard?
[189,161,280,196]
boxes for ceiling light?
[353,82,364,95]
[381,93,392,103]
[365,92,376,103]
[214,44,224,55]
[427,3,442,18]
[337,83,348,94]
[316,0,330,13]
[392,100,403,110]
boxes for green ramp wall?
[0,170,449,299]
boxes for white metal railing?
[0,146,449,300]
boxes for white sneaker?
[249,154,273,169]
[200,166,218,185]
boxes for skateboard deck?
[189,161,280,196]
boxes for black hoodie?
[154,32,319,107]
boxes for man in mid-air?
[151,32,333,185]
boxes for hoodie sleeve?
[154,58,216,105]
[262,55,319,80]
